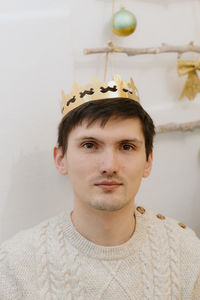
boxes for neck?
[71,201,136,246]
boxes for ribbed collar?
[61,206,149,260]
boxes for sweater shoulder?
[146,208,199,237]
[145,207,200,257]
[0,211,65,264]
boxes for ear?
[143,151,153,178]
[53,146,68,175]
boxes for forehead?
[68,117,145,143]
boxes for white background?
[0,0,200,243]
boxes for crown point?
[73,82,79,90]
[61,90,65,101]
[113,74,121,82]
[130,77,136,89]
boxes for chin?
[89,198,130,212]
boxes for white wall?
[0,0,200,243]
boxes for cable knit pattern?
[140,240,152,299]
[35,215,85,300]
[147,222,171,299]
[56,217,77,299]
[0,206,200,299]
[164,219,181,299]
[36,221,52,300]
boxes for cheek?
[67,154,97,178]
[126,158,147,179]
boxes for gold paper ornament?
[177,58,200,100]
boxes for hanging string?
[104,52,109,81]
[191,41,195,60]
[111,0,115,35]
[104,0,115,81]
[110,0,115,77]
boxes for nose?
[99,148,120,175]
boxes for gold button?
[156,213,165,220]
[136,206,145,214]
[178,222,186,229]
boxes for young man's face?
[54,117,153,212]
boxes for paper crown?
[61,74,140,116]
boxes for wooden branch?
[156,120,200,133]
[84,41,200,57]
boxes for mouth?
[94,181,123,190]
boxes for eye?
[82,142,96,149]
[121,144,134,151]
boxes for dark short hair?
[57,98,155,160]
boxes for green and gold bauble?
[112,6,137,37]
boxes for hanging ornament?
[112,6,137,37]
[177,58,200,100]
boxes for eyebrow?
[75,136,143,145]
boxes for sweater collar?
[62,205,149,260]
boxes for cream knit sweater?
[0,206,200,300]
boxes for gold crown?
[61,74,140,116]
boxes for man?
[0,75,200,299]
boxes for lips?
[94,181,122,190]
[95,181,122,185]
